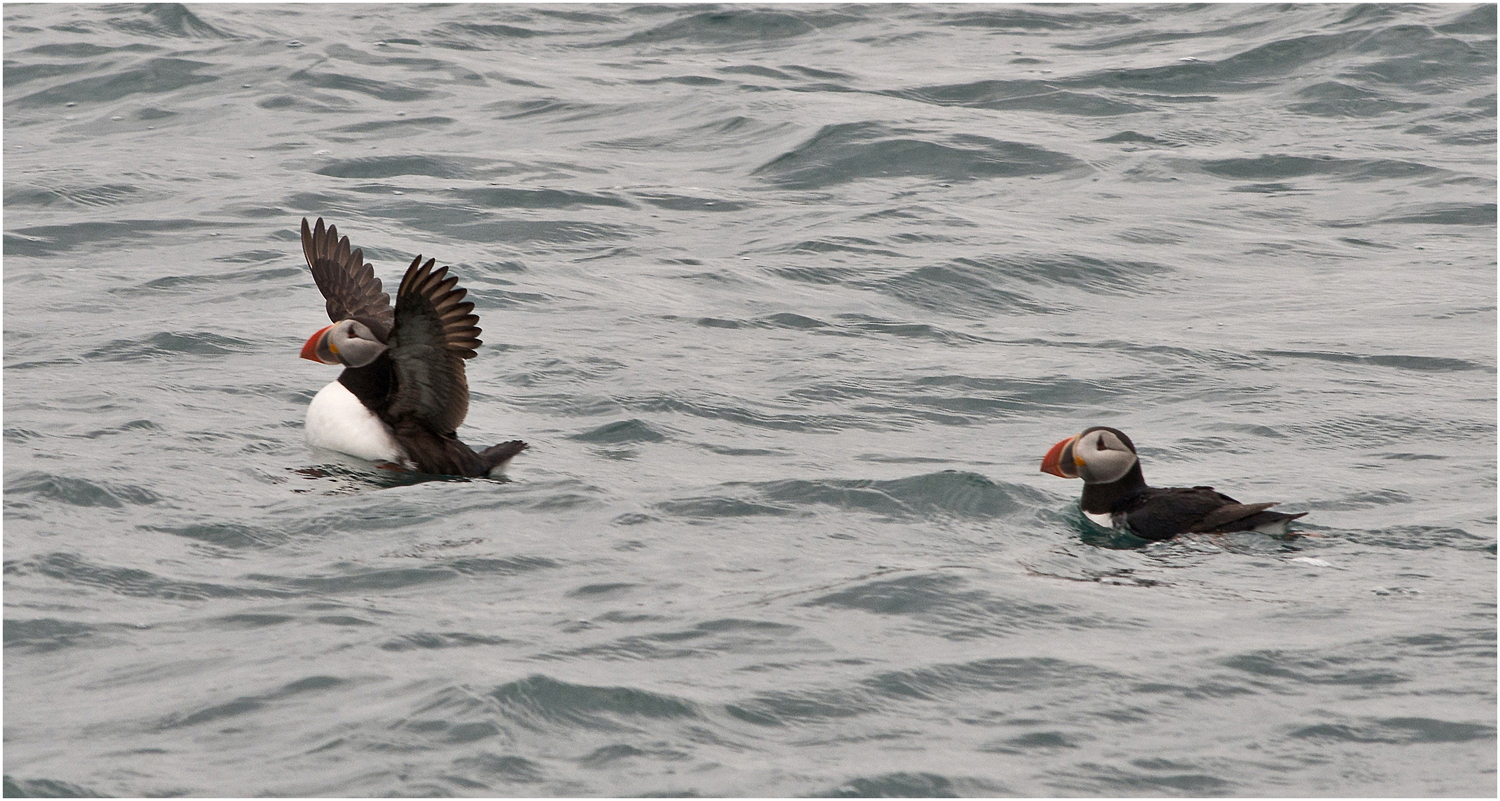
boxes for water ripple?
[3,3,1493,797]
[755,122,1090,189]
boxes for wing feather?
[1190,501,1280,532]
[1122,486,1298,539]
[387,255,484,433]
[301,217,395,339]
[1119,486,1236,540]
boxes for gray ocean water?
[4,3,1496,797]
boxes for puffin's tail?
[481,440,528,476]
[1247,509,1308,536]
[1220,508,1308,536]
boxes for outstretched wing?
[386,255,482,434]
[301,217,395,340]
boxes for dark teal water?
[4,3,1495,796]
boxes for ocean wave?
[755,122,1090,189]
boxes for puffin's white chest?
[1083,509,1118,529]
[305,381,409,467]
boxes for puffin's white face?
[1041,426,1140,484]
[300,319,387,368]
[1071,427,1138,484]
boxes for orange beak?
[1040,434,1080,478]
[300,324,335,363]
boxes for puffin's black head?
[1040,426,1139,484]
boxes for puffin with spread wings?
[297,217,526,477]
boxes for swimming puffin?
[298,217,527,477]
[1040,426,1304,540]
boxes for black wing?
[385,255,482,435]
[1117,486,1241,540]
[1120,486,1301,539]
[301,217,395,340]
[1190,500,1285,533]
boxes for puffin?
[1040,426,1305,540]
[297,217,527,477]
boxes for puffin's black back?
[1112,486,1306,540]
